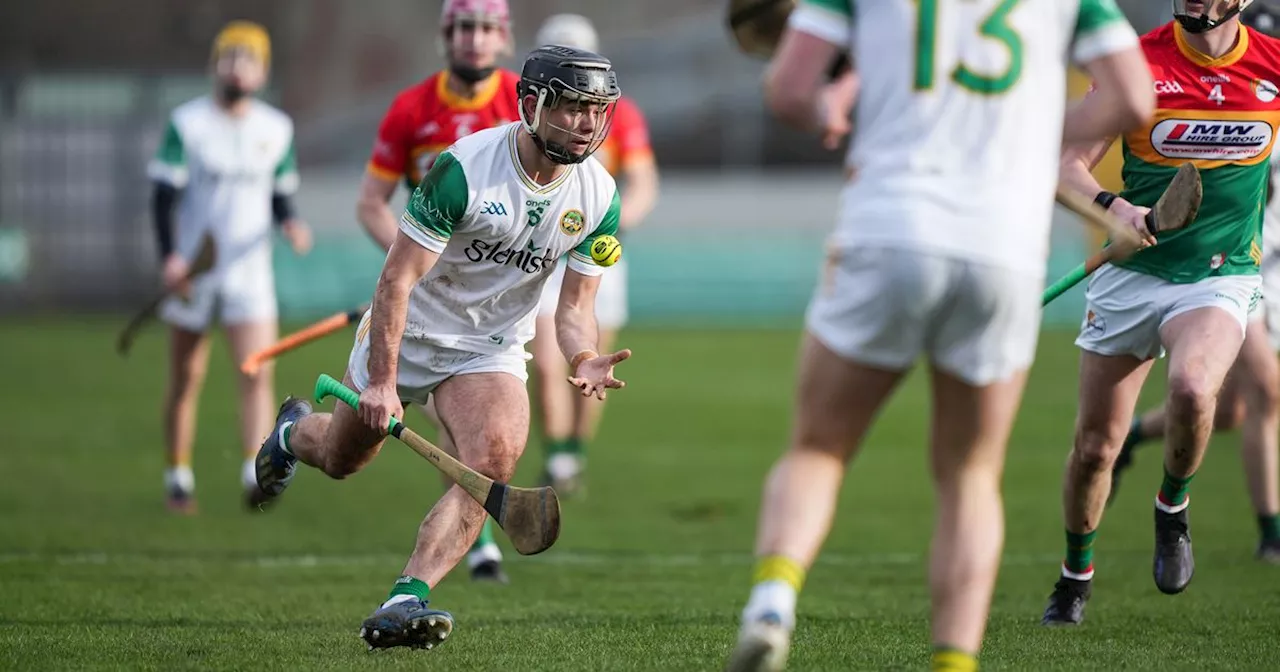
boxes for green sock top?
[388,575,430,601]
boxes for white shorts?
[805,245,1043,386]
[1253,250,1280,350]
[537,257,628,330]
[346,311,532,406]
[1076,264,1261,360]
[159,255,277,332]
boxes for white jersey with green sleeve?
[398,122,621,354]
[789,0,1138,277]
[147,96,298,265]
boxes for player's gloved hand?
[819,70,858,150]
[1108,197,1158,248]
[161,253,192,299]
[568,349,632,401]
[357,382,403,434]
[282,219,313,255]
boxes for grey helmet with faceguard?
[517,45,622,165]
[1172,0,1255,33]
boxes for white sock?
[742,580,797,630]
[278,421,296,456]
[1155,493,1190,514]
[380,593,417,609]
[241,459,258,490]
[547,453,581,480]
[468,542,503,569]
[164,466,194,493]
[1060,563,1095,581]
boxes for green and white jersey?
[790,0,1137,276]
[398,122,621,354]
[147,96,297,261]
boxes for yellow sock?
[931,647,977,672]
[752,555,806,591]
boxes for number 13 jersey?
[789,0,1138,277]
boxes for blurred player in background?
[255,45,627,651]
[724,1,1151,670]
[353,0,519,583]
[1043,0,1280,628]
[147,20,312,514]
[529,13,661,496]
[1107,0,1280,565]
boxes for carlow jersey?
[592,95,652,177]
[788,0,1138,277]
[394,123,621,353]
[367,69,521,191]
[1112,22,1280,283]
[147,95,298,265]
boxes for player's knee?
[170,360,208,396]
[1072,425,1122,473]
[1167,373,1216,423]
[238,363,272,391]
[470,434,522,482]
[791,420,853,460]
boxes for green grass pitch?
[1,318,1278,670]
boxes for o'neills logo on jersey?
[464,239,557,274]
[1151,118,1273,160]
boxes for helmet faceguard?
[1172,0,1255,34]
[518,46,622,165]
[438,0,513,83]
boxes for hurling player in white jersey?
[252,46,627,650]
[1110,3,1280,564]
[724,1,1154,671]
[147,21,312,515]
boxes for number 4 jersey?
[1111,21,1280,284]
[788,0,1138,278]
[394,122,621,354]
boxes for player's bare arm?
[1061,137,1157,247]
[1063,48,1156,144]
[618,153,659,230]
[360,231,441,431]
[356,171,402,252]
[763,29,854,148]
[557,268,630,400]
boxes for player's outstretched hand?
[568,349,632,401]
[357,382,403,434]
[282,219,313,255]
[1109,197,1158,248]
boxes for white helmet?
[535,13,599,53]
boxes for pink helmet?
[438,0,513,61]
[440,0,510,29]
